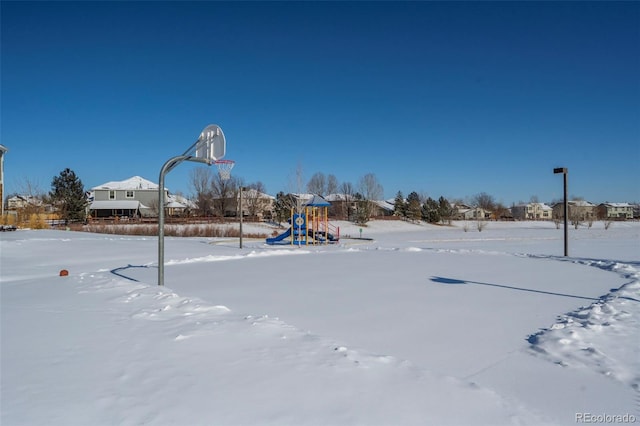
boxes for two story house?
[89,176,184,219]
[596,203,634,220]
[511,202,553,220]
[552,200,596,221]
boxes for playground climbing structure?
[266,196,339,245]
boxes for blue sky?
[2,1,639,205]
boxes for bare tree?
[287,162,306,213]
[189,167,214,216]
[244,181,269,219]
[570,210,582,229]
[211,174,239,218]
[327,174,339,195]
[307,172,326,195]
[357,173,383,223]
[472,192,496,212]
[359,173,383,201]
[12,177,47,226]
[338,181,354,220]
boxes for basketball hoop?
[214,159,235,181]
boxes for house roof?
[514,202,552,209]
[600,202,633,207]
[325,193,345,201]
[8,195,42,205]
[373,200,394,211]
[165,201,186,208]
[168,194,196,208]
[242,189,275,200]
[89,200,149,210]
[92,176,162,191]
[304,194,331,207]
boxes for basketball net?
[214,159,235,181]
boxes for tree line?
[2,168,87,227]
[5,168,568,227]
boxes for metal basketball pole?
[158,125,225,286]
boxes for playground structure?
[266,196,339,245]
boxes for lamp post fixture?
[553,167,569,257]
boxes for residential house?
[512,203,553,220]
[7,195,42,211]
[461,207,491,221]
[89,176,169,219]
[326,193,354,219]
[596,203,634,220]
[238,188,275,220]
[552,200,596,221]
[450,203,469,220]
[371,199,394,217]
[166,194,192,217]
[451,204,490,220]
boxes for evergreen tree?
[274,192,295,225]
[438,196,453,224]
[50,168,87,224]
[406,191,422,221]
[353,192,370,224]
[422,197,441,223]
[393,191,406,218]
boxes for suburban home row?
[511,201,634,221]
[86,177,394,220]
[4,175,638,222]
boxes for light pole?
[239,186,245,249]
[553,167,569,257]
[158,125,225,286]
[0,145,7,218]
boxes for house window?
[109,190,116,200]
[126,190,134,199]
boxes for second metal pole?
[239,186,243,249]
[563,172,568,257]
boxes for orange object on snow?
[59,269,69,277]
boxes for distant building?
[551,200,596,221]
[89,176,170,218]
[7,195,43,211]
[596,203,634,220]
[455,206,491,220]
[237,188,275,219]
[512,203,553,220]
[449,203,490,220]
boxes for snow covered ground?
[1,220,638,425]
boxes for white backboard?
[195,124,226,161]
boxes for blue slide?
[266,227,292,244]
